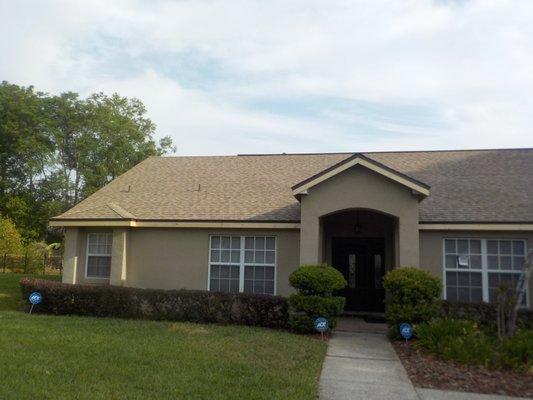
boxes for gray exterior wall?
[63,227,301,297]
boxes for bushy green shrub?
[289,264,346,295]
[20,278,289,329]
[498,330,533,371]
[383,267,441,338]
[441,300,533,333]
[288,264,346,333]
[416,317,533,371]
[288,294,345,333]
[416,318,493,365]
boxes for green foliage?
[383,267,441,338]
[0,216,23,255]
[416,318,533,371]
[288,294,345,333]
[20,278,289,329]
[288,264,346,333]
[0,81,176,241]
[289,264,347,295]
[498,330,533,371]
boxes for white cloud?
[1,0,533,154]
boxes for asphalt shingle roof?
[54,149,533,223]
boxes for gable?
[291,153,430,198]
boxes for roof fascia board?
[419,223,533,231]
[50,220,301,229]
[292,156,430,196]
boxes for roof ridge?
[154,147,533,158]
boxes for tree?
[0,216,23,255]
[0,81,176,241]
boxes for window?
[86,233,112,278]
[443,238,527,306]
[209,235,276,295]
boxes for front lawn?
[0,272,60,311]
[0,273,326,400]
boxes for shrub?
[19,279,289,329]
[498,330,533,371]
[416,317,533,371]
[288,294,345,333]
[441,300,533,333]
[288,264,346,333]
[289,264,346,295]
[383,267,441,338]
[416,318,493,365]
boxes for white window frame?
[442,238,529,307]
[85,233,113,279]
[207,235,277,295]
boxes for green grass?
[0,273,326,400]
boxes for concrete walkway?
[318,330,418,400]
[319,319,529,400]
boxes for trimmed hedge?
[383,267,441,338]
[441,300,533,332]
[288,264,346,333]
[289,264,346,296]
[20,279,289,329]
[288,294,345,333]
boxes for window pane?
[220,265,229,278]
[458,272,469,286]
[470,272,482,286]
[471,288,483,302]
[500,256,512,270]
[470,255,482,269]
[255,251,265,263]
[254,266,265,280]
[87,256,111,278]
[445,255,457,269]
[209,265,239,293]
[444,239,456,254]
[88,244,97,254]
[245,237,254,249]
[219,250,229,263]
[88,235,98,245]
[265,251,275,264]
[446,271,457,286]
[210,250,220,262]
[255,237,265,250]
[244,250,254,263]
[470,240,481,254]
[513,256,525,270]
[211,236,220,249]
[513,241,525,255]
[266,237,275,250]
[231,237,241,250]
[457,240,469,254]
[265,266,275,280]
[488,256,499,270]
[446,287,457,301]
[499,241,511,254]
[230,250,240,263]
[221,236,231,249]
[487,240,498,254]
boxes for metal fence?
[1,252,62,274]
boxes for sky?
[1,0,533,155]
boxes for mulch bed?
[392,340,533,398]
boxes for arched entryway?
[321,209,398,313]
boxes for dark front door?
[331,237,386,312]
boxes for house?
[50,149,533,312]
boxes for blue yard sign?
[28,292,42,314]
[399,323,413,340]
[314,317,329,338]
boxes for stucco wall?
[64,227,301,297]
[299,165,421,267]
[420,230,533,306]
